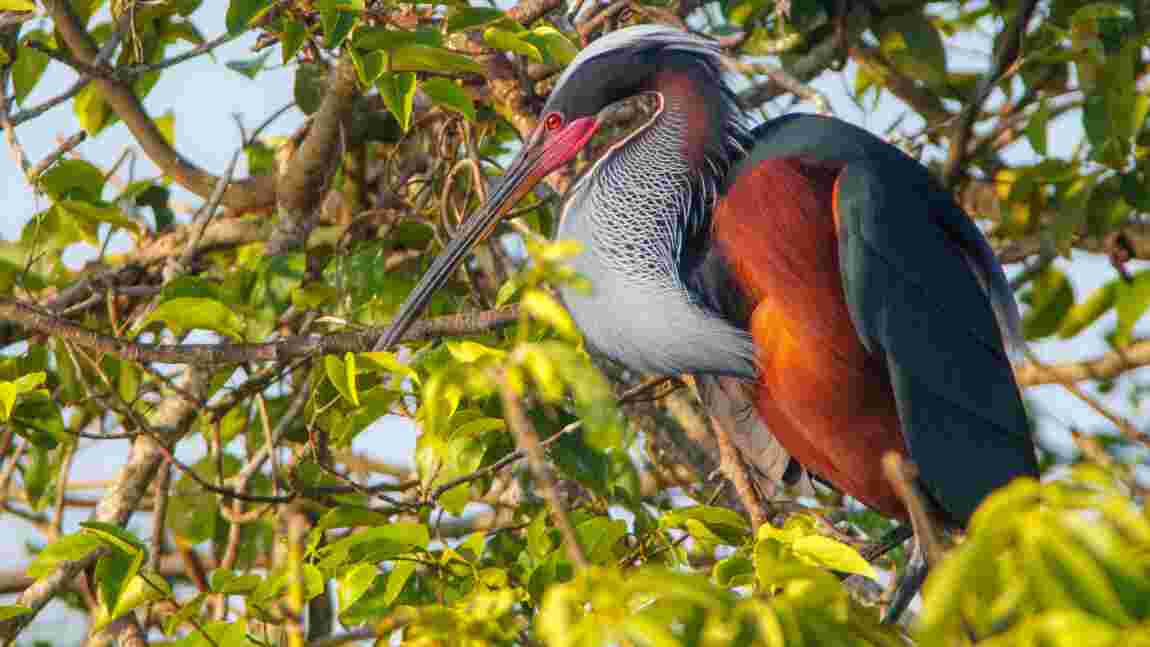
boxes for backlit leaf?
[790,535,877,579]
[13,33,50,105]
[1114,270,1150,345]
[27,533,103,578]
[339,563,378,611]
[139,297,245,339]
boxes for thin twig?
[1024,349,1148,448]
[499,378,588,567]
[941,0,1040,187]
[27,131,87,182]
[0,296,519,365]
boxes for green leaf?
[339,563,378,611]
[37,159,104,201]
[139,297,246,339]
[1027,101,1051,156]
[383,561,416,606]
[421,78,476,121]
[353,27,442,51]
[81,521,146,554]
[58,199,140,234]
[0,0,36,9]
[109,572,171,620]
[1059,280,1118,338]
[662,506,750,546]
[878,11,948,86]
[0,371,45,421]
[790,535,877,579]
[1114,270,1150,345]
[359,351,420,385]
[1022,267,1074,340]
[520,26,578,66]
[27,533,103,578]
[376,72,417,132]
[13,34,50,105]
[713,554,755,587]
[210,569,262,594]
[389,44,483,74]
[226,52,271,79]
[227,0,269,34]
[0,606,32,622]
[324,353,359,406]
[445,340,506,363]
[453,416,505,438]
[350,48,385,85]
[483,27,542,63]
[294,64,327,115]
[74,83,112,135]
[575,517,627,564]
[446,7,507,32]
[319,0,357,49]
[521,289,579,341]
[281,17,307,64]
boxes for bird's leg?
[709,414,770,530]
[883,540,928,625]
[880,452,949,625]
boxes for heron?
[377,24,1038,620]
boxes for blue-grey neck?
[555,75,757,379]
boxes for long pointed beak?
[374,117,599,351]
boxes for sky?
[2,0,1148,642]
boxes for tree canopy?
[0,0,1148,645]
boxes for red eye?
[544,113,564,131]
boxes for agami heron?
[378,24,1039,613]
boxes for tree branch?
[0,369,207,644]
[500,378,588,567]
[269,55,361,255]
[41,0,275,210]
[941,0,1040,187]
[0,296,519,365]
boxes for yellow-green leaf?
[389,44,483,74]
[0,0,36,10]
[138,297,245,339]
[0,605,32,622]
[359,351,420,384]
[483,27,542,63]
[445,340,506,363]
[521,289,579,341]
[324,353,360,406]
[790,535,877,579]
[339,563,378,612]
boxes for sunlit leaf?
[138,297,246,339]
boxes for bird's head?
[375,25,734,349]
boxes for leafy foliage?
[1,0,1149,645]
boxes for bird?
[376,24,1039,620]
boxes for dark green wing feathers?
[741,114,1038,525]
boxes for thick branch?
[1015,339,1150,387]
[269,55,361,255]
[0,297,519,365]
[42,0,275,210]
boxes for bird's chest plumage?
[555,126,756,379]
